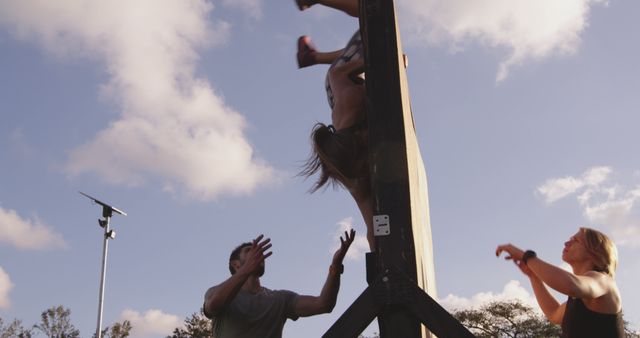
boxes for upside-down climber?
[297,0,376,251]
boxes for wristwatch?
[329,264,344,276]
[522,250,537,265]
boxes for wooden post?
[322,0,476,337]
[361,0,436,335]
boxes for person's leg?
[315,50,344,64]
[318,0,359,17]
[298,36,344,68]
[350,182,375,251]
[296,0,359,17]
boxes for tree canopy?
[34,306,80,338]
[167,310,212,338]
[452,300,560,338]
[0,318,33,338]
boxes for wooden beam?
[360,0,435,336]
[323,0,476,337]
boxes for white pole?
[95,216,111,338]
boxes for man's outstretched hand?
[332,229,356,265]
[237,234,272,276]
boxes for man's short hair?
[229,242,252,275]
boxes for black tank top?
[561,297,624,338]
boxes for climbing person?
[296,0,375,250]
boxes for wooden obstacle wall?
[323,0,476,337]
[361,0,436,336]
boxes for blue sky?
[1,0,639,337]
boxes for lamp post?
[80,192,127,338]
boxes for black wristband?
[330,264,344,275]
[522,250,537,265]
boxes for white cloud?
[0,206,67,250]
[0,266,13,309]
[537,167,640,248]
[536,166,611,203]
[120,309,181,337]
[537,176,585,204]
[438,280,538,312]
[0,0,275,200]
[330,217,369,261]
[582,166,612,186]
[399,0,607,81]
[582,187,640,248]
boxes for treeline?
[3,300,638,337]
[0,305,210,338]
[359,300,640,338]
[0,305,130,338]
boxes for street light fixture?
[79,192,127,338]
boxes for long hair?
[580,227,618,277]
[301,122,369,193]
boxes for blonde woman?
[496,228,624,337]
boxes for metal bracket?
[373,214,390,236]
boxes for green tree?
[625,319,640,338]
[167,310,212,338]
[354,302,639,338]
[453,300,561,338]
[0,318,33,338]
[93,320,132,338]
[33,305,80,338]
[453,299,639,338]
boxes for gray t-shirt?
[204,286,299,338]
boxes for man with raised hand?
[204,230,356,338]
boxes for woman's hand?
[497,244,539,278]
[495,243,525,261]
